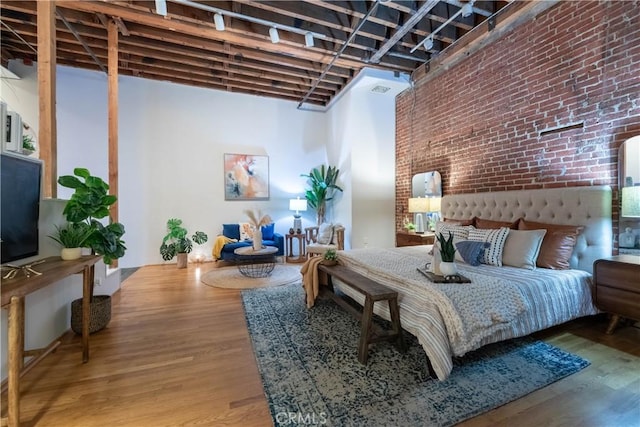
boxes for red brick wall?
[396,1,640,245]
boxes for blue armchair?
[218,223,284,261]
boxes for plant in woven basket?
[324,248,338,262]
[436,231,456,262]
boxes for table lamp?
[408,197,430,233]
[289,197,307,232]
[621,186,640,218]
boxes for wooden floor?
[2,263,639,426]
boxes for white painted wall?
[326,70,411,249]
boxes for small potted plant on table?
[321,248,339,266]
[436,231,457,276]
[49,222,94,260]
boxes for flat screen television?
[1,152,42,264]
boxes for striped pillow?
[468,227,510,266]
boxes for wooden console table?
[1,255,101,427]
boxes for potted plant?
[49,222,94,260]
[22,134,36,155]
[160,218,208,268]
[321,248,338,266]
[436,231,457,276]
[58,168,127,334]
[301,165,343,225]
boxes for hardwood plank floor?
[2,263,639,426]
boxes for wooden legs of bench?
[357,295,405,365]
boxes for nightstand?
[285,233,306,263]
[396,231,435,247]
[593,255,640,334]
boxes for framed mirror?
[619,136,640,254]
[408,171,442,233]
[412,171,442,198]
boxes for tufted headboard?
[441,186,612,273]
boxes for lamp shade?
[289,197,307,213]
[428,197,442,213]
[621,186,640,218]
[408,197,430,213]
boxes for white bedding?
[334,245,598,381]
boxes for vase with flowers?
[245,209,272,251]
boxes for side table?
[593,255,640,334]
[396,231,435,247]
[286,233,306,263]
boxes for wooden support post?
[7,296,25,427]
[108,18,119,268]
[37,0,57,198]
[82,265,92,363]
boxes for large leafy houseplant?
[58,168,126,265]
[301,165,343,225]
[160,218,208,266]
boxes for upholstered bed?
[332,186,612,381]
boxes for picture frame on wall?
[224,153,270,200]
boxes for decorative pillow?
[239,222,254,240]
[455,240,490,266]
[330,224,344,245]
[316,223,334,245]
[222,223,240,241]
[502,229,547,270]
[261,223,275,240]
[518,220,584,269]
[433,222,475,261]
[468,227,510,266]
[474,217,520,229]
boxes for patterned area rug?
[201,264,301,289]
[242,283,590,427]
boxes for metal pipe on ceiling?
[297,0,382,109]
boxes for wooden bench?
[318,264,406,364]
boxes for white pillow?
[239,222,254,240]
[434,222,475,262]
[502,229,547,269]
[317,223,334,245]
[330,224,344,245]
[468,227,510,266]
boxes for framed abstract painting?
[224,153,270,200]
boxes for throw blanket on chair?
[300,257,324,308]
[212,235,237,259]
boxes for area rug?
[201,264,301,289]
[241,283,590,427]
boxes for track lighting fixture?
[269,27,280,43]
[461,2,474,18]
[171,0,327,48]
[155,0,167,16]
[213,13,225,31]
[305,32,314,48]
[424,37,433,51]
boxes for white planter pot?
[61,247,82,260]
[440,261,457,277]
[253,228,263,251]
